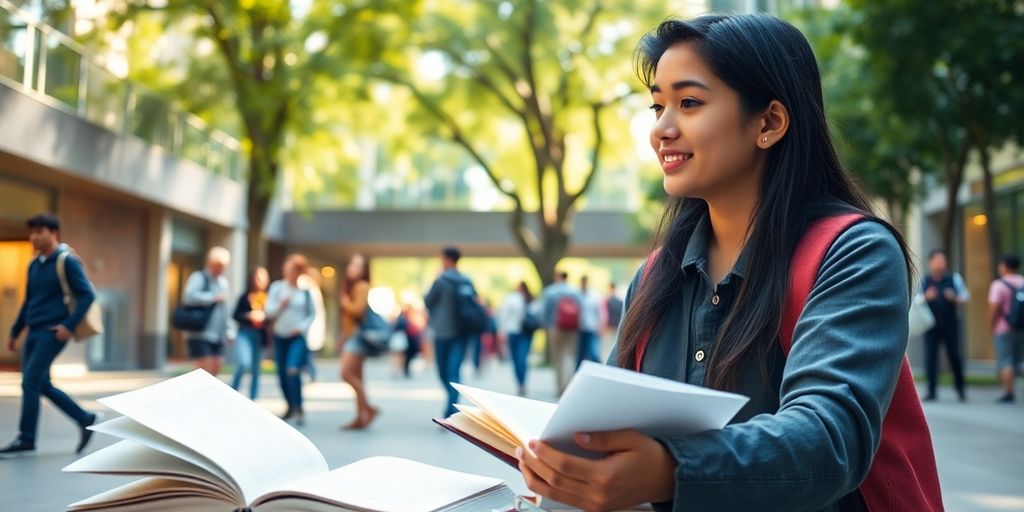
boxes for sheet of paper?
[253,456,509,512]
[541,362,748,456]
[452,383,557,445]
[98,369,328,504]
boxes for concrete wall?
[0,84,247,230]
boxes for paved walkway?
[0,358,1021,511]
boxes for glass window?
[42,33,80,108]
[0,7,30,84]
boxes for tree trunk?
[244,158,275,275]
[979,148,1002,280]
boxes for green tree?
[104,0,414,272]
[844,0,1024,275]
[370,0,665,285]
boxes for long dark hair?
[616,15,913,391]
[342,254,370,298]
[517,281,534,303]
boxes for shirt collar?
[679,211,749,282]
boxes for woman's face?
[649,43,764,200]
[284,260,301,282]
[254,268,269,291]
[346,256,366,281]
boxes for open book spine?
[433,418,519,470]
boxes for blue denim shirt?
[610,214,908,512]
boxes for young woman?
[498,281,537,396]
[515,15,940,511]
[338,254,379,430]
[264,254,316,426]
[230,267,270,399]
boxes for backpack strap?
[55,251,73,308]
[633,247,662,370]
[780,213,865,352]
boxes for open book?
[64,370,515,512]
[435,361,749,465]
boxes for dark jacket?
[11,245,96,336]
[425,269,469,339]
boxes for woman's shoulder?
[816,218,907,283]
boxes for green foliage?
[368,0,667,283]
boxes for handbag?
[56,252,103,341]
[171,272,215,332]
[908,292,936,337]
[358,307,392,352]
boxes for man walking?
[922,249,969,402]
[542,270,581,396]
[425,246,477,417]
[182,247,233,376]
[1,213,100,457]
[988,254,1024,403]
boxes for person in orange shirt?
[338,254,379,429]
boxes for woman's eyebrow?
[650,79,711,93]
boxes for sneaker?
[996,394,1015,404]
[77,412,103,455]
[0,439,36,458]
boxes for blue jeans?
[19,330,94,444]
[509,332,533,387]
[434,336,469,417]
[274,335,307,412]
[576,330,600,369]
[230,327,263,399]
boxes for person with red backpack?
[541,270,582,396]
[988,254,1024,403]
[515,14,942,512]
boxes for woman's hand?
[516,430,677,512]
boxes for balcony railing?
[0,0,243,181]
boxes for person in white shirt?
[498,281,538,396]
[576,275,604,369]
[264,254,316,426]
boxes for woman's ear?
[756,100,789,149]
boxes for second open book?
[435,361,749,466]
[63,370,514,512]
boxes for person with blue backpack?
[425,246,488,417]
[988,254,1024,403]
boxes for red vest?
[634,214,943,511]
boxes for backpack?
[443,275,490,336]
[171,272,215,332]
[554,294,581,331]
[521,310,541,334]
[634,214,942,512]
[55,251,104,341]
[999,279,1024,330]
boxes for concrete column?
[140,208,172,371]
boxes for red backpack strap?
[633,248,662,370]
[780,213,865,353]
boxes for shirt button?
[711,294,720,306]
[695,349,706,362]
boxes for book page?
[253,456,510,512]
[541,362,748,456]
[67,477,231,511]
[98,370,328,504]
[87,416,234,488]
[64,440,239,503]
[446,411,518,457]
[452,383,557,445]
[454,405,521,447]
